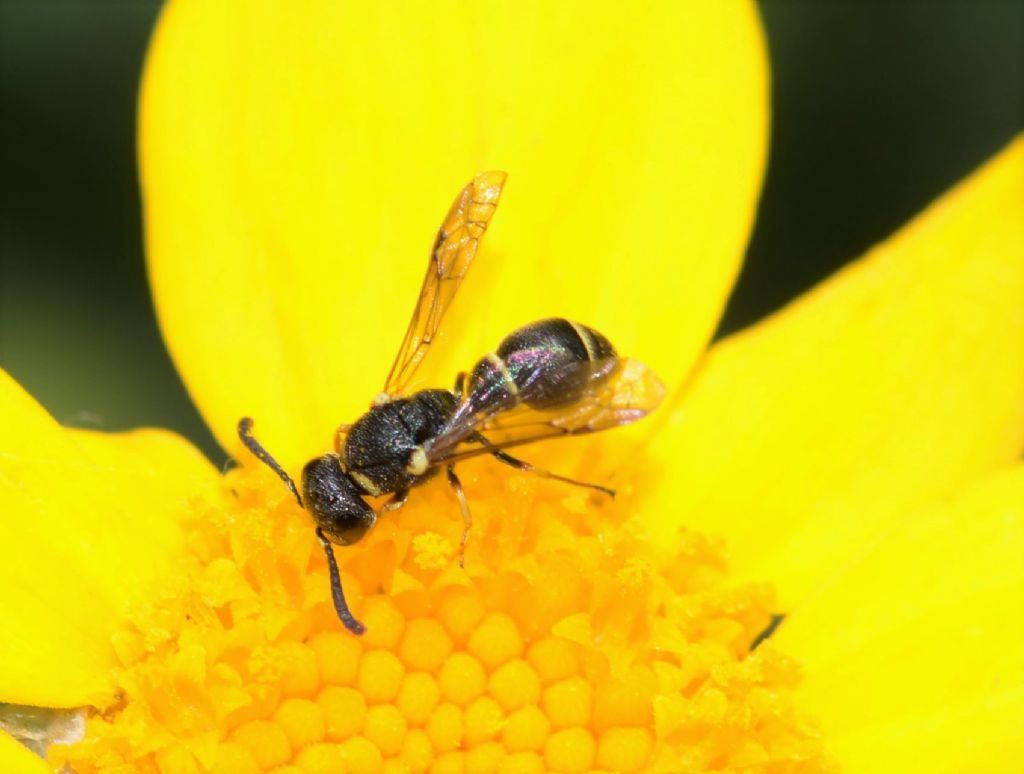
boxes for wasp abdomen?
[468,317,616,411]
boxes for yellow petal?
[775,465,1024,773]
[646,136,1024,604]
[68,425,219,535]
[0,370,218,706]
[141,0,768,469]
[0,731,48,774]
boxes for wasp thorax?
[342,390,460,495]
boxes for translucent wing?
[383,171,508,397]
[424,357,666,466]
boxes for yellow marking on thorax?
[406,446,429,476]
[350,471,382,497]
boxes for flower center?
[51,460,831,772]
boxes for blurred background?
[1,1,1021,463]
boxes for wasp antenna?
[316,528,366,636]
[237,417,303,508]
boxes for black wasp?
[239,171,665,635]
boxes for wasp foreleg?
[378,488,410,517]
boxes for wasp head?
[301,453,376,545]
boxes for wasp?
[238,171,665,635]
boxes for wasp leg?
[453,371,469,396]
[334,423,353,455]
[446,466,472,569]
[487,446,616,498]
[378,488,410,517]
[315,528,365,636]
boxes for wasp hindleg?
[468,431,615,497]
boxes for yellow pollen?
[489,659,542,711]
[426,702,463,753]
[293,742,345,773]
[273,698,325,749]
[360,597,406,649]
[309,630,361,685]
[436,585,486,643]
[464,696,504,745]
[395,672,440,725]
[617,556,655,588]
[318,685,365,740]
[545,727,596,772]
[437,652,487,705]
[527,637,579,684]
[466,741,505,771]
[356,650,405,702]
[362,704,407,756]
[400,727,433,768]
[502,705,551,752]
[501,751,545,772]
[399,618,454,671]
[50,464,834,772]
[231,720,291,769]
[341,735,383,772]
[543,676,593,728]
[597,727,654,772]
[412,531,454,570]
[467,612,524,668]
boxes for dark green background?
[2,1,1022,464]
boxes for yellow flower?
[2,2,1022,773]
